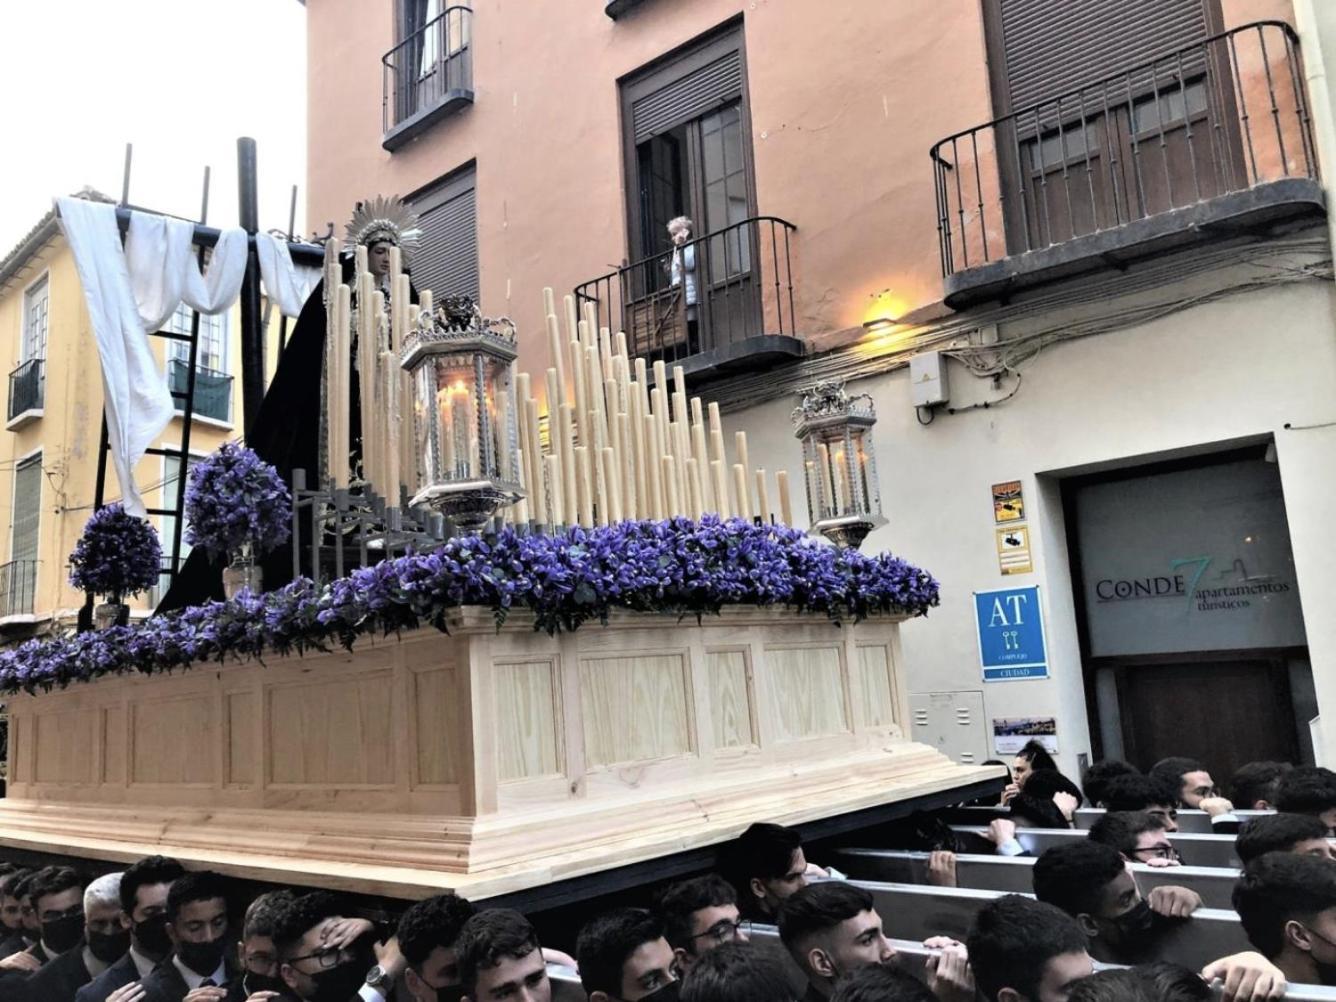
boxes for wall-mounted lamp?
[862,316,898,333]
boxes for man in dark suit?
[0,869,38,963]
[138,871,245,1002]
[20,871,129,1002]
[77,856,187,1002]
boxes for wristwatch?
[365,964,393,992]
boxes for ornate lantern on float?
[400,296,524,531]
[791,381,886,550]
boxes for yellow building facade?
[0,200,286,635]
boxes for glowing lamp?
[791,381,885,550]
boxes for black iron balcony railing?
[931,21,1320,302]
[0,560,36,618]
[575,216,802,376]
[382,5,473,149]
[7,359,43,422]
[169,358,232,424]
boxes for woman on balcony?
[668,216,699,353]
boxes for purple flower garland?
[0,516,939,696]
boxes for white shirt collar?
[173,954,225,990]
[129,943,158,980]
[82,946,110,978]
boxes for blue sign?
[974,586,1049,682]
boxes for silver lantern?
[792,381,885,550]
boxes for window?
[166,305,227,373]
[407,164,479,304]
[621,24,754,263]
[22,277,48,362]
[10,455,40,567]
[156,454,191,601]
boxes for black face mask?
[1106,899,1158,957]
[88,926,131,964]
[1301,924,1336,986]
[42,911,85,954]
[635,982,681,1002]
[245,971,290,997]
[133,914,173,958]
[304,956,373,1002]
[176,935,229,978]
[433,985,466,1002]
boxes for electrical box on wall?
[910,351,949,408]
[909,690,988,765]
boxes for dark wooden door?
[1117,658,1298,776]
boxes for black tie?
[199,979,217,988]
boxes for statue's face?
[368,242,394,277]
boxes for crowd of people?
[0,748,1333,1002]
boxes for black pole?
[237,137,264,437]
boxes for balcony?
[575,216,804,382]
[382,5,473,152]
[0,560,36,620]
[931,21,1324,307]
[169,358,233,425]
[6,359,43,430]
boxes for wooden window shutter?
[631,49,742,144]
[993,0,1211,113]
[409,165,479,304]
[11,456,40,564]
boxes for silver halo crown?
[345,195,423,267]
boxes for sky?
[0,0,307,254]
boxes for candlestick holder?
[401,298,525,532]
[792,381,886,550]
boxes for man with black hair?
[26,865,89,968]
[1275,766,1336,831]
[21,871,126,1002]
[679,940,798,1002]
[137,869,238,1002]
[1087,812,1180,867]
[0,869,36,960]
[77,855,186,1002]
[655,875,747,973]
[0,868,58,975]
[1234,851,1336,985]
[397,892,480,1001]
[576,908,679,1002]
[1237,813,1336,867]
[1064,969,1156,1002]
[830,964,935,1002]
[778,882,896,1002]
[1230,762,1293,811]
[456,909,549,1002]
[274,890,401,1002]
[1100,774,1182,832]
[1079,761,1139,809]
[965,895,1093,1002]
[721,823,811,920]
[1149,757,1238,826]
[1032,841,1201,963]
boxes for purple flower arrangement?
[184,441,292,559]
[68,503,162,602]
[1,516,939,695]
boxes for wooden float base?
[0,608,1001,901]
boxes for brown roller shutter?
[993,0,1211,113]
[408,165,479,304]
[631,50,742,145]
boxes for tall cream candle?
[646,416,663,520]
[569,339,588,446]
[333,283,352,488]
[663,456,680,516]
[591,425,609,526]
[631,393,648,520]
[816,443,836,516]
[618,411,636,519]
[835,449,852,515]
[708,400,722,438]
[383,351,400,500]
[734,431,751,515]
[546,314,567,407]
[691,420,713,512]
[711,460,730,519]
[733,463,751,522]
[559,404,578,525]
[575,446,594,526]
[355,244,368,279]
[564,294,579,345]
[525,399,547,524]
[614,329,628,359]
[418,289,432,320]
[777,470,794,526]
[685,458,702,520]
[495,390,511,483]
[438,388,456,476]
[542,286,556,319]
[672,365,688,424]
[545,453,563,526]
[603,447,622,523]
[756,469,771,525]
[710,428,727,472]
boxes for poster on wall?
[974,585,1049,682]
[996,525,1034,575]
[993,716,1058,755]
[992,481,1025,523]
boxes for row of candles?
[500,289,796,528]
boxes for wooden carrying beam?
[0,610,998,900]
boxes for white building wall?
[727,254,1336,777]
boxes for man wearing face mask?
[275,891,405,1002]
[78,856,187,1002]
[137,870,241,1002]
[577,908,681,1002]
[1235,851,1336,985]
[1032,841,1201,964]
[18,872,127,1002]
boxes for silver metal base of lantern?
[411,479,523,533]
[812,513,886,551]
[94,602,128,631]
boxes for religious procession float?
[0,196,1000,906]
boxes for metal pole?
[120,143,133,206]
[237,137,265,437]
[278,183,298,355]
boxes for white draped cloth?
[123,213,248,330]
[256,231,322,318]
[56,197,176,517]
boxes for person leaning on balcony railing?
[667,216,699,353]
